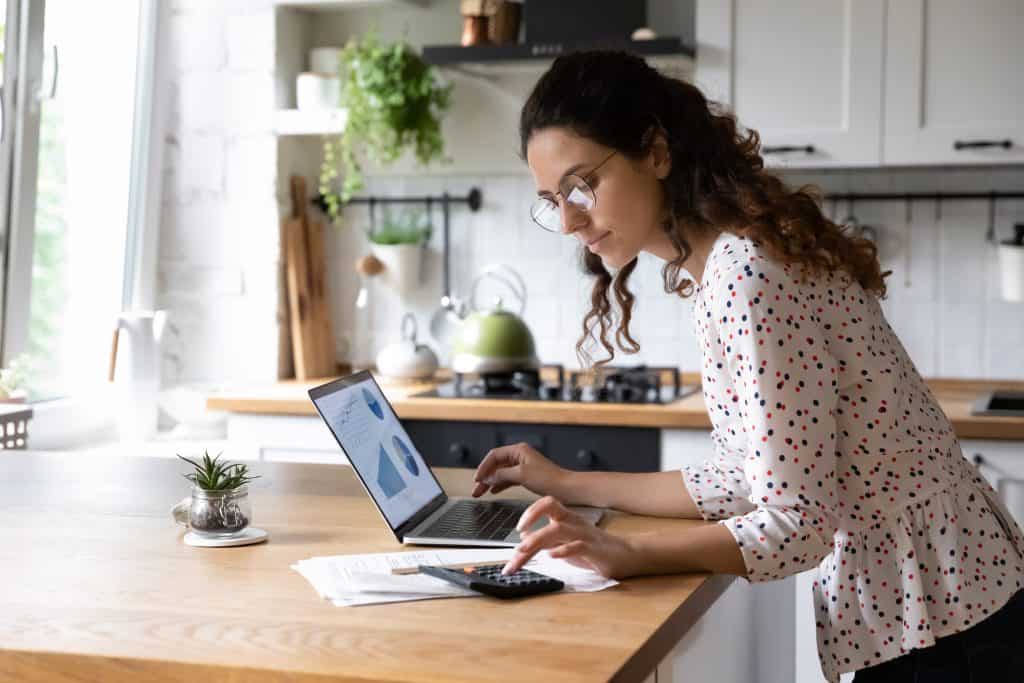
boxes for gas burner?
[567,365,684,404]
[459,369,541,397]
[413,363,698,404]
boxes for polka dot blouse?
[681,231,1024,682]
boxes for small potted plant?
[0,354,32,403]
[369,207,432,292]
[318,32,453,220]
[176,451,260,536]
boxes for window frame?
[0,0,165,448]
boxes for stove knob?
[575,449,598,469]
[448,443,471,466]
[614,385,637,403]
[540,385,562,400]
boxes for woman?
[471,51,1024,682]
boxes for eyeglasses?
[530,150,617,233]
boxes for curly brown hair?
[520,51,889,368]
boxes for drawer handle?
[953,139,1013,151]
[763,144,815,155]
[575,449,598,469]
[448,443,471,464]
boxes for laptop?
[308,371,604,547]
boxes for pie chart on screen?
[363,388,384,420]
[376,443,406,498]
[392,435,419,476]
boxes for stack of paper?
[292,547,619,607]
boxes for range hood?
[422,1,694,71]
[422,36,694,68]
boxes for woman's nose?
[559,201,588,235]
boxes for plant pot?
[370,242,424,294]
[174,485,253,537]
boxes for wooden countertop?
[207,373,1024,440]
[0,452,731,683]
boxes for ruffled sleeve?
[681,431,756,521]
[709,262,843,582]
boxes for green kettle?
[450,265,539,375]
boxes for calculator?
[418,564,565,599]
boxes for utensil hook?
[986,192,997,243]
[369,198,377,238]
[442,193,451,298]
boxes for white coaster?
[184,527,268,547]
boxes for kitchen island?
[0,452,743,683]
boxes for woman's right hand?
[471,442,570,499]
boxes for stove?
[413,364,699,404]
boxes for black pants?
[853,589,1024,682]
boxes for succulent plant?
[177,451,259,491]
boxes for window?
[1,0,156,402]
[0,0,160,445]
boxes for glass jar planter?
[184,485,252,537]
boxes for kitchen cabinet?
[224,412,662,472]
[225,413,347,464]
[695,0,885,168]
[663,428,801,683]
[696,0,1024,169]
[883,0,1024,165]
[405,420,660,472]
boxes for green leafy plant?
[0,354,32,399]
[319,32,453,219]
[370,208,432,245]
[177,451,260,491]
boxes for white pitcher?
[108,311,168,442]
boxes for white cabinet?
[660,428,715,471]
[696,0,884,168]
[225,413,348,465]
[662,428,800,683]
[696,0,1024,168]
[884,0,1024,165]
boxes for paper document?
[291,547,619,607]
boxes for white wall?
[155,1,1024,384]
[157,0,282,384]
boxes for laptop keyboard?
[420,500,526,541]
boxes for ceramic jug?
[108,311,168,441]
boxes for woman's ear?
[643,127,672,179]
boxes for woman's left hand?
[503,496,637,579]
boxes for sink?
[970,391,1024,417]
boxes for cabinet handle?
[575,449,598,469]
[448,443,471,465]
[763,144,815,155]
[953,139,1012,151]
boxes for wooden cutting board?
[283,175,335,379]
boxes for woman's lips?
[586,232,611,251]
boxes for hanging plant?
[319,33,453,220]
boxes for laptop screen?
[309,372,444,530]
